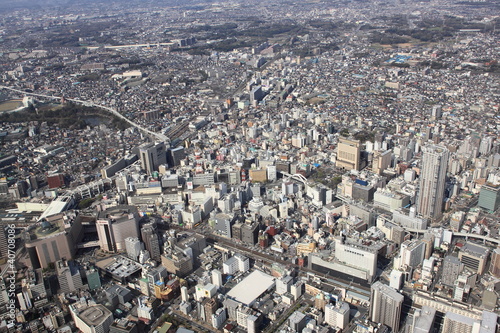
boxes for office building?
[431,105,442,120]
[203,297,218,322]
[478,184,500,212]
[125,237,143,261]
[324,302,350,329]
[370,281,404,332]
[241,223,259,245]
[214,213,235,238]
[167,146,185,167]
[333,237,378,281]
[290,281,304,300]
[223,257,239,275]
[395,239,426,270]
[143,265,168,293]
[211,269,223,288]
[372,149,392,175]
[276,275,293,295]
[25,214,83,269]
[212,308,227,329]
[141,223,161,262]
[336,137,361,171]
[56,260,84,294]
[70,302,114,333]
[195,283,217,302]
[161,250,193,277]
[109,319,138,333]
[84,266,101,290]
[489,248,500,278]
[139,142,167,175]
[389,269,404,290]
[442,255,464,286]
[412,306,436,333]
[458,242,490,275]
[24,269,47,308]
[96,206,140,253]
[417,145,449,219]
[289,311,307,333]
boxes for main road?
[0,85,169,143]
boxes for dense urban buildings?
[0,0,498,332]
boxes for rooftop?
[226,270,275,306]
[75,304,112,327]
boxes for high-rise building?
[276,275,293,295]
[96,206,140,253]
[211,270,223,288]
[139,142,167,175]
[211,308,227,330]
[458,242,490,275]
[25,214,83,269]
[125,237,143,261]
[443,311,499,333]
[56,260,84,294]
[290,281,303,301]
[203,297,218,322]
[372,150,392,175]
[167,146,185,167]
[289,311,307,333]
[161,250,193,277]
[324,302,350,329]
[0,225,7,264]
[336,137,361,171]
[417,145,449,219]
[241,223,259,245]
[333,237,378,282]
[370,281,404,332]
[234,254,249,273]
[141,223,161,262]
[478,183,500,212]
[431,105,442,120]
[412,306,436,333]
[214,213,235,238]
[395,239,426,270]
[441,312,476,333]
[84,266,101,291]
[479,136,494,155]
[441,255,464,286]
[489,248,500,278]
[70,302,114,333]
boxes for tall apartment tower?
[336,137,361,171]
[139,142,167,175]
[417,144,449,219]
[141,223,161,262]
[370,281,404,332]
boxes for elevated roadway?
[0,85,168,142]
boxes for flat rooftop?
[79,304,112,326]
[226,270,275,306]
[96,255,142,278]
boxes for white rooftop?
[226,270,275,306]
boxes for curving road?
[0,85,169,143]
